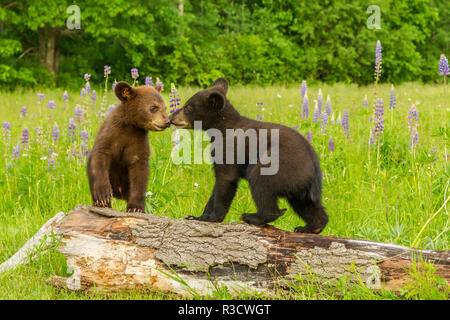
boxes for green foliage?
[0,0,448,89]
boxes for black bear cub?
[87,81,169,213]
[169,78,328,233]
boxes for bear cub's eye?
[150,106,158,113]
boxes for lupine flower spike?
[312,101,320,123]
[374,40,382,84]
[390,85,396,109]
[408,103,419,152]
[328,136,335,151]
[302,92,309,119]
[317,89,323,114]
[301,80,307,98]
[325,95,332,117]
[363,95,368,107]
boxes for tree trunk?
[40,205,449,297]
[37,26,59,80]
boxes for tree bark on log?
[44,205,449,297]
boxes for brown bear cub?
[169,78,328,233]
[87,81,169,212]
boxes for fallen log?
[40,205,449,296]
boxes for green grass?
[0,81,448,300]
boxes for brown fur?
[87,81,169,212]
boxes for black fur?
[169,78,328,233]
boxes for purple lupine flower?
[375,40,382,81]
[48,100,55,109]
[104,65,111,77]
[131,68,139,79]
[35,126,40,136]
[390,85,396,109]
[37,93,44,104]
[336,112,342,125]
[362,95,368,107]
[85,82,91,94]
[52,123,60,142]
[301,80,307,97]
[106,105,115,116]
[312,102,320,123]
[256,102,264,121]
[81,130,89,142]
[302,92,309,119]
[75,106,83,121]
[325,95,332,117]
[91,90,97,105]
[169,83,181,114]
[155,77,164,90]
[439,54,449,76]
[342,110,350,139]
[12,145,20,159]
[328,136,335,151]
[373,98,384,140]
[320,110,328,135]
[48,149,55,171]
[68,118,76,140]
[317,89,323,114]
[306,131,312,144]
[84,73,91,81]
[112,81,117,90]
[21,127,29,144]
[20,106,27,117]
[2,121,11,139]
[145,76,153,86]
[63,91,69,102]
[408,104,419,151]
[80,88,86,97]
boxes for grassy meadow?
[0,80,449,299]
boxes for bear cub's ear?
[115,81,136,102]
[208,92,225,110]
[212,77,228,95]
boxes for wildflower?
[52,123,60,142]
[112,81,117,90]
[81,130,89,143]
[301,80,307,97]
[131,68,139,79]
[21,127,29,144]
[256,102,264,121]
[75,106,83,121]
[194,182,199,187]
[390,85,396,109]
[48,149,55,171]
[84,73,91,81]
[342,110,350,139]
[328,136,335,151]
[408,104,419,151]
[325,95,332,117]
[317,89,323,114]
[336,112,342,125]
[68,118,76,140]
[91,90,97,105]
[104,65,111,77]
[85,82,91,94]
[37,93,44,104]
[35,126,40,136]
[155,77,164,90]
[362,95,368,107]
[306,131,312,144]
[312,101,320,123]
[80,88,86,97]
[373,98,384,140]
[63,91,69,102]
[146,191,153,198]
[106,105,115,116]
[145,76,153,86]
[375,40,382,81]
[302,92,309,119]
[20,106,27,117]
[2,121,11,139]
[169,83,181,114]
[277,94,282,98]
[439,54,449,76]
[320,110,328,135]
[12,145,20,159]
[48,100,56,109]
